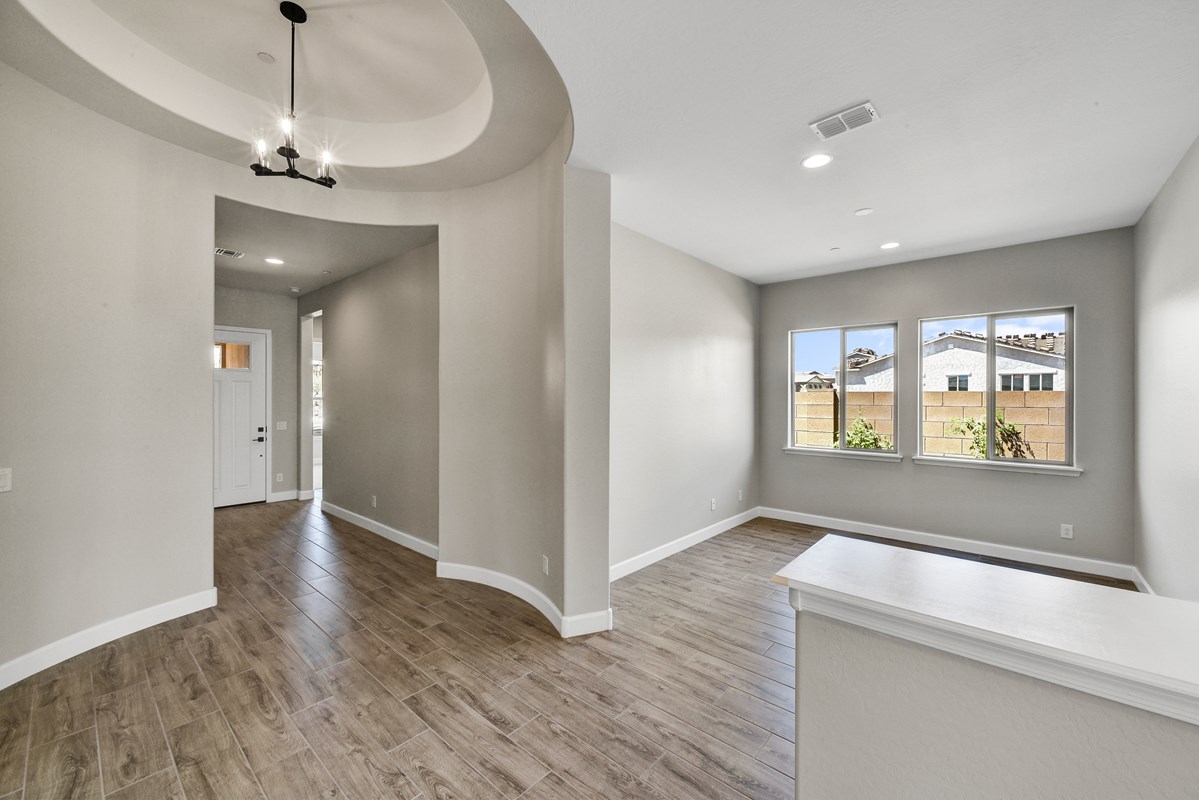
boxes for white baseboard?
[268,490,298,503]
[561,608,614,637]
[609,508,761,582]
[297,490,315,501]
[1130,567,1156,595]
[0,587,217,691]
[759,506,1142,586]
[321,502,439,560]
[437,562,612,638]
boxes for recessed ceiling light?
[265,257,284,265]
[289,287,301,293]
[802,153,833,169]
[880,242,900,250]
[321,270,332,275]
[854,207,874,216]
[257,52,276,64]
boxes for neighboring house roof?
[925,329,1067,357]
[802,330,1067,381]
[847,347,878,368]
[847,353,894,371]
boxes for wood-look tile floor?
[0,503,818,800]
[0,505,1134,800]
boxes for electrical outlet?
[371,495,377,508]
[275,473,283,483]
[542,554,549,576]
[738,489,744,502]
[276,421,287,431]
[1060,523,1074,540]
[710,498,716,511]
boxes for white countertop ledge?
[774,536,1199,727]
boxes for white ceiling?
[93,0,486,124]
[214,198,437,295]
[507,0,1199,284]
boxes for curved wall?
[0,56,597,686]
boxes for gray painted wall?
[563,167,611,617]
[0,60,590,676]
[609,225,760,568]
[799,614,1199,798]
[299,242,440,546]
[1134,133,1199,600]
[0,62,214,666]
[214,287,299,494]
[434,126,571,608]
[760,229,1136,563]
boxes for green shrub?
[947,412,1033,459]
[846,416,891,450]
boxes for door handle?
[252,436,266,443]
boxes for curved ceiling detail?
[0,0,571,190]
[93,0,488,125]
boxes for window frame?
[786,321,900,459]
[917,306,1076,470]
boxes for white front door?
[213,328,268,507]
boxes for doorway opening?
[302,310,324,503]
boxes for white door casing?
[214,328,268,507]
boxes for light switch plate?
[276,421,288,431]
[0,468,11,493]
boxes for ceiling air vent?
[214,247,245,259]
[810,102,880,140]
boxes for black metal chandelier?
[250,2,336,188]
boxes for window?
[920,309,1071,464]
[213,342,250,369]
[790,323,897,453]
[1001,372,1054,392]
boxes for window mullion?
[838,327,847,450]
[985,315,996,460]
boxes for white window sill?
[783,447,903,463]
[913,455,1082,477]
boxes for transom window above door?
[214,342,250,369]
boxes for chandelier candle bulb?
[280,114,294,150]
[253,134,271,170]
[318,144,333,180]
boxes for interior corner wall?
[609,224,761,570]
[562,166,611,619]
[760,229,1136,564]
[0,61,214,671]
[1134,133,1199,601]
[214,286,299,495]
[297,242,440,547]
